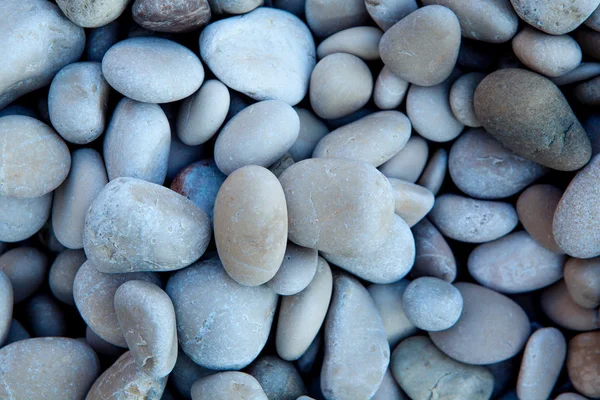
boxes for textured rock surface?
[0,247,48,303]
[56,0,130,27]
[564,257,600,308]
[248,356,306,400]
[268,243,318,296]
[411,218,457,282]
[133,0,211,32]
[402,277,463,331]
[517,184,564,253]
[511,0,600,35]
[191,372,267,400]
[567,331,600,398]
[0,192,51,243]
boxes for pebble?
[516,184,564,253]
[429,282,530,365]
[422,0,518,43]
[288,108,329,162]
[564,257,600,308]
[321,274,389,400]
[248,356,306,400]
[177,79,230,146]
[406,77,465,142]
[56,0,129,27]
[391,336,494,400]
[372,369,408,400]
[403,277,462,332]
[48,62,110,144]
[133,0,211,32]
[317,26,383,61]
[0,0,85,109]
[73,261,161,347]
[379,135,429,182]
[575,76,600,105]
[0,271,12,346]
[53,148,108,249]
[553,62,600,85]
[323,214,415,283]
[276,256,332,360]
[587,5,600,30]
[86,351,167,400]
[567,331,600,398]
[368,280,418,348]
[310,53,373,120]
[24,294,67,337]
[5,319,30,346]
[214,100,300,175]
[191,372,267,400]
[102,37,204,103]
[0,247,48,303]
[267,243,318,296]
[114,280,177,378]
[209,0,262,14]
[541,281,600,331]
[374,66,410,110]
[166,258,278,369]
[379,6,461,86]
[510,0,600,35]
[279,158,394,257]
[214,166,288,286]
[365,0,418,31]
[0,116,71,199]
[305,0,368,37]
[388,178,435,227]
[170,349,213,399]
[449,72,485,127]
[0,338,100,400]
[167,135,204,181]
[411,219,457,282]
[474,68,592,171]
[555,393,589,400]
[84,177,212,273]
[200,8,315,106]
[313,111,411,167]
[417,148,448,195]
[429,194,518,243]
[0,192,52,243]
[516,327,567,400]
[85,20,120,62]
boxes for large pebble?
[305,0,368,37]
[0,271,12,345]
[430,282,530,365]
[288,108,329,162]
[564,257,600,308]
[191,372,267,400]
[517,327,567,400]
[411,219,457,282]
[402,277,463,331]
[469,231,565,294]
[310,53,373,119]
[268,243,318,296]
[214,100,299,175]
[276,256,332,360]
[132,0,211,33]
[166,258,278,369]
[429,194,518,243]
[56,0,129,27]
[418,148,448,195]
[567,331,600,398]
[84,177,211,273]
[510,0,600,35]
[379,6,461,86]
[103,37,204,103]
[0,193,51,243]
[248,356,306,400]
[365,0,417,31]
[374,66,410,110]
[214,166,287,286]
[200,8,315,106]
[279,158,394,257]
[379,135,428,182]
[554,154,600,258]
[391,336,494,400]
[0,116,71,199]
[541,281,600,331]
[516,184,564,253]
[474,68,592,171]
[49,250,85,305]
[0,247,48,303]
[388,178,434,227]
[449,72,485,128]
[73,261,161,347]
[0,0,85,109]
[312,111,411,167]
[321,274,389,400]
[317,26,382,61]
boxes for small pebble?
[0,271,13,346]
[305,0,368,37]
[317,26,383,61]
[0,193,52,243]
[449,72,485,127]
[411,218,457,282]
[379,135,429,183]
[388,178,435,227]
[374,66,410,110]
[191,372,267,400]
[0,247,48,303]
[541,281,600,331]
[417,148,448,195]
[267,243,318,296]
[567,331,600,399]
[56,0,129,27]
[510,0,600,35]
[552,62,600,85]
[402,277,463,331]
[25,294,67,337]
[575,76,600,105]
[288,108,329,162]
[564,257,600,308]
[248,356,306,400]
[4,319,30,346]
[132,0,211,32]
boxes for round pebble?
[248,356,306,400]
[402,277,463,331]
[418,148,448,195]
[411,218,457,282]
[0,247,48,303]
[388,178,435,227]
[306,0,368,37]
[567,331,600,398]
[564,257,600,308]
[191,372,267,400]
[541,281,600,331]
[379,135,429,182]
[268,243,318,296]
[374,66,410,110]
[365,0,418,31]
[0,271,13,346]
[288,108,329,162]
[510,0,600,35]
[24,294,67,337]
[449,72,485,127]
[317,26,383,61]
[132,0,211,32]
[0,193,52,243]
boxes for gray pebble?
[208,0,263,14]
[417,148,448,195]
[402,277,463,331]
[166,135,205,181]
[305,0,368,37]
[0,192,51,243]
[85,326,124,359]
[4,319,30,346]
[171,348,214,399]
[374,66,410,110]
[449,72,485,128]
[132,0,211,33]
[0,271,12,346]
[0,247,48,303]
[268,242,318,296]
[317,26,383,61]
[25,294,67,337]
[191,372,267,400]
[379,136,429,183]
[49,250,86,305]
[365,0,418,31]
[86,20,120,62]
[288,108,329,162]
[248,356,306,400]
[56,0,130,27]
[552,62,600,85]
[372,368,408,400]
[411,218,457,282]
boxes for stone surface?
[267,243,318,296]
[418,148,448,195]
[248,356,306,400]
[56,0,129,27]
[388,178,434,227]
[133,0,211,32]
[191,372,267,400]
[379,135,428,183]
[510,0,600,35]
[365,0,418,31]
[553,62,600,85]
[208,0,262,14]
[317,26,383,61]
[85,326,124,359]
[575,76,600,105]
[374,66,410,110]
[0,271,12,346]
[0,247,48,303]
[564,257,600,308]
[567,331,600,398]
[24,294,67,337]
[289,108,329,162]
[4,319,30,346]
[517,184,564,253]
[449,72,485,128]
[402,277,463,331]
[305,0,368,37]
[0,192,52,243]
[411,218,457,282]
[541,281,600,331]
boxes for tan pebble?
[191,372,267,400]
[417,148,448,195]
[564,257,600,308]
[388,178,434,227]
[374,66,410,110]
[317,26,383,61]
[575,76,600,105]
[567,331,600,398]
[0,247,47,303]
[541,280,600,331]
[411,218,457,282]
[517,184,564,254]
[379,135,429,183]
[267,243,318,296]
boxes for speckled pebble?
[132,0,211,33]
[567,332,600,398]
[510,0,600,35]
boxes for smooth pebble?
[567,332,600,398]
[516,184,564,253]
[510,0,600,35]
[402,277,463,331]
[191,372,267,400]
[564,257,600,308]
[0,271,12,346]
[417,148,448,195]
[379,135,428,183]
[411,218,457,282]
[449,72,485,127]
[267,243,318,296]
[24,294,67,337]
[365,0,418,31]
[374,66,410,110]
[0,193,52,243]
[317,26,382,61]
[56,0,129,27]
[288,108,329,162]
[248,356,306,400]
[305,0,368,37]
[388,178,434,227]
[541,281,600,331]
[0,247,48,303]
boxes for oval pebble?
[0,115,71,199]
[564,257,600,309]
[306,0,368,37]
[0,247,48,303]
[388,178,434,227]
[402,277,463,331]
[268,243,318,296]
[374,66,410,110]
[103,37,204,103]
[430,282,530,365]
[317,26,382,61]
[379,135,428,182]
[248,356,306,400]
[200,8,315,106]
[510,0,600,35]
[166,258,278,370]
[567,331,600,398]
[411,219,457,282]
[288,108,329,162]
[214,100,300,175]
[84,177,211,273]
[429,194,518,243]
[553,62,600,85]
[449,72,485,128]
[132,0,211,33]
[25,294,67,337]
[541,281,600,331]
[49,250,85,305]
[0,271,12,345]
[321,274,389,400]
[214,166,287,286]
[191,372,267,400]
[365,0,418,31]
[418,148,448,195]
[56,0,129,27]
[0,193,51,243]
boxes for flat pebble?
[0,247,48,303]
[166,258,278,370]
[391,336,494,400]
[133,0,211,32]
[177,80,230,146]
[214,100,299,175]
[374,66,410,110]
[388,178,434,227]
[248,356,306,400]
[517,184,564,253]
[403,277,462,331]
[48,251,86,305]
[267,243,318,296]
[200,8,315,106]
[56,0,129,27]
[541,281,600,331]
[517,327,567,400]
[365,0,418,31]
[567,331,600,398]
[25,294,67,337]
[209,0,262,14]
[510,0,600,35]
[73,261,161,347]
[564,257,600,308]
[418,148,448,195]
[0,116,71,199]
[379,5,461,86]
[85,21,120,62]
[411,219,457,282]
[305,0,368,37]
[0,0,85,109]
[553,62,600,85]
[312,111,411,167]
[317,26,382,61]
[379,135,428,182]
[429,282,530,365]
[0,192,52,243]
[191,372,267,400]
[84,177,211,273]
[0,271,12,346]
[321,274,389,400]
[103,37,204,103]
[449,72,485,127]
[310,53,373,120]
[429,194,518,243]
[474,68,592,171]
[276,256,332,360]
[214,166,287,286]
[288,108,329,162]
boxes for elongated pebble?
[411,219,457,282]
[449,72,485,127]
[0,271,12,346]
[268,243,318,296]
[374,66,410,110]
[418,148,448,195]
[564,257,600,308]
[379,136,429,183]
[541,281,600,331]
[317,26,382,61]
[552,62,600,85]
[517,184,564,254]
[0,247,48,303]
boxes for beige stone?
[517,184,564,253]
[379,135,428,182]
[564,257,600,308]
[568,332,600,398]
[317,26,383,61]
[541,281,600,331]
[388,178,434,227]
[56,0,129,27]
